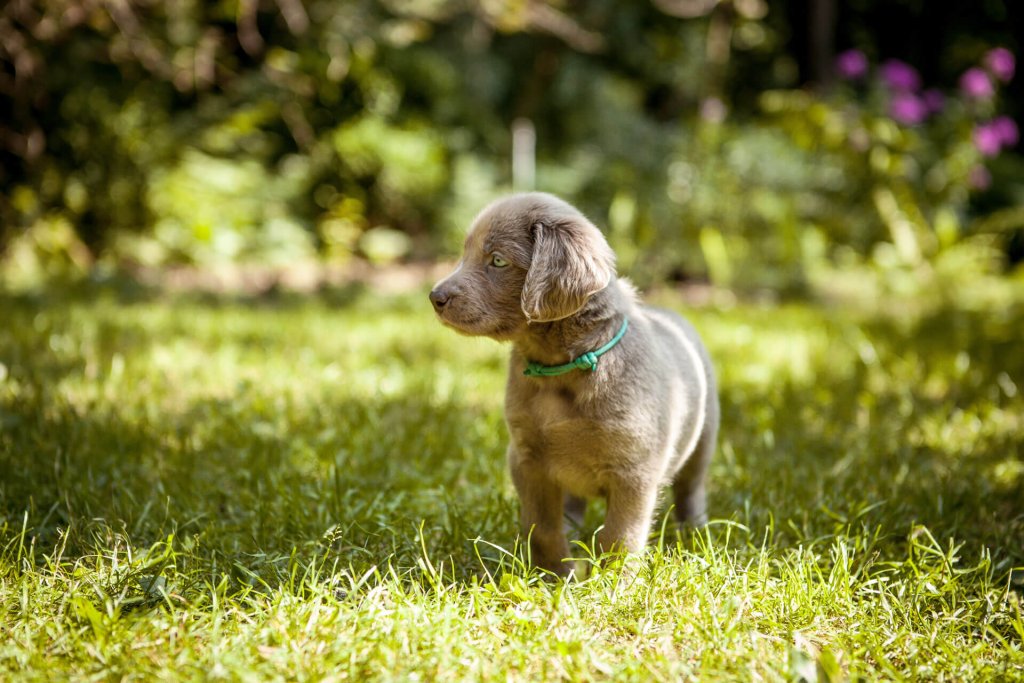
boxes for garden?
[1,1,1022,679]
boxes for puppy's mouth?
[435,312,473,334]
[435,311,489,337]
[434,309,521,340]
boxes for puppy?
[430,192,718,575]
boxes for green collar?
[523,318,630,378]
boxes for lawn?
[1,281,1022,681]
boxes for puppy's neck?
[514,279,628,366]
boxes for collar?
[522,318,630,378]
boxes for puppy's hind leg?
[672,418,717,527]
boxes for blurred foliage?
[1,0,1022,291]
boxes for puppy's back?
[636,306,718,465]
[643,306,716,389]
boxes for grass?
[0,281,1022,681]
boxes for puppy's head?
[429,193,616,339]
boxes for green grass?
[1,282,1022,681]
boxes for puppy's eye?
[490,254,510,268]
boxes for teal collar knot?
[523,318,630,378]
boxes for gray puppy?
[430,192,718,575]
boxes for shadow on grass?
[0,388,519,583]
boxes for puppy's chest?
[507,385,636,494]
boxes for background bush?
[1,0,1022,290]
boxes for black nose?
[429,288,450,310]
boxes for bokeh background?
[2,7,1024,677]
[2,0,1023,295]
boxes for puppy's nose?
[429,287,450,310]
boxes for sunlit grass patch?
[1,284,1022,680]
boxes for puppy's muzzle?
[429,286,452,312]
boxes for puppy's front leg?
[508,447,571,576]
[597,479,660,558]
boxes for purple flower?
[889,92,928,125]
[922,89,945,114]
[974,123,1003,157]
[992,116,1019,147]
[836,49,868,79]
[960,68,994,100]
[984,47,1015,83]
[880,59,921,91]
[968,165,992,191]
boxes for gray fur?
[430,192,719,576]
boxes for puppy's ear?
[521,216,616,322]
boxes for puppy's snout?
[429,287,451,311]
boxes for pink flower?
[984,47,1015,83]
[974,118,1019,156]
[991,116,1019,147]
[880,60,921,92]
[836,49,868,79]
[974,124,1003,157]
[960,68,994,100]
[889,93,928,125]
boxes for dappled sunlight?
[0,290,519,574]
[4,286,1021,567]
[2,285,1022,678]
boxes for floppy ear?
[521,216,616,322]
